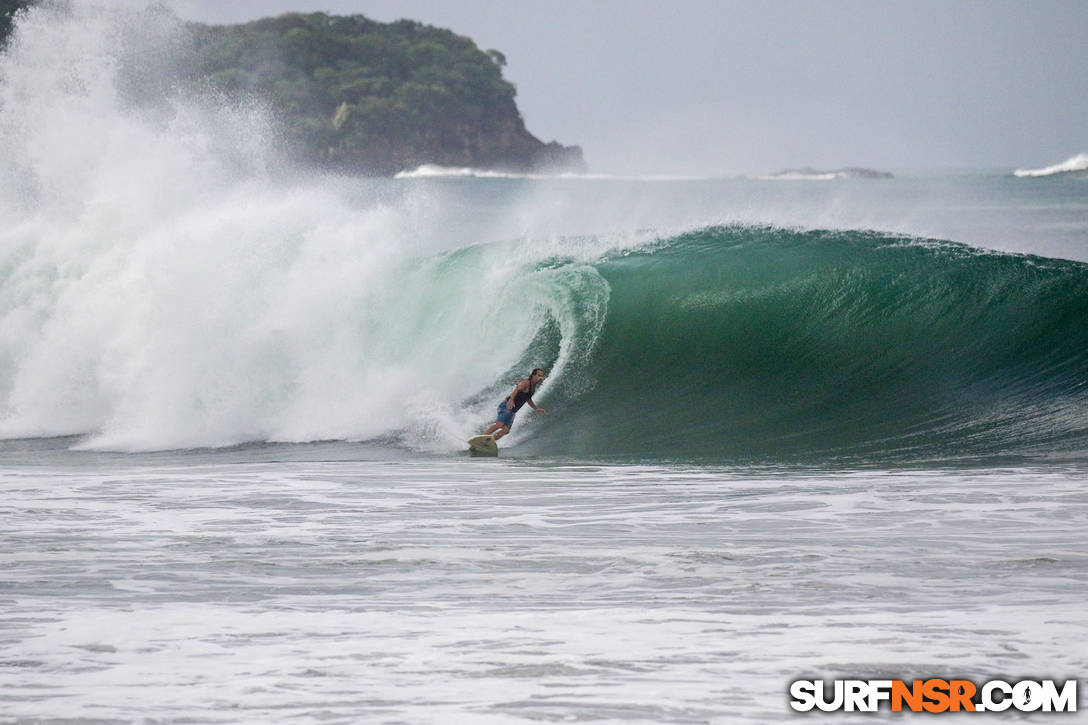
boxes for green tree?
[184,11,583,175]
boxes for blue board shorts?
[496,400,516,427]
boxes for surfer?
[483,368,548,441]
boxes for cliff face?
[189,13,584,175]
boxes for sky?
[165,0,1088,176]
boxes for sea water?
[2,3,1087,723]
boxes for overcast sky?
[165,0,1087,176]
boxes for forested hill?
[1,4,585,176]
[188,13,584,175]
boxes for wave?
[755,168,894,181]
[1014,153,1088,178]
[393,164,708,182]
[4,214,1087,461]
[3,4,1087,462]
[394,164,544,179]
[0,2,621,453]
[756,172,843,181]
[519,227,1088,462]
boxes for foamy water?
[4,450,1087,723]
[0,3,615,452]
[393,163,708,181]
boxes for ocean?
[2,4,1087,723]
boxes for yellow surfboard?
[467,434,498,457]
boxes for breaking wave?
[1014,153,1088,178]
[3,2,1087,463]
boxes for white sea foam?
[0,2,614,451]
[394,164,706,181]
[3,457,1086,722]
[1014,152,1088,177]
[396,164,516,179]
[754,167,894,181]
[755,171,842,181]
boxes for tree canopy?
[188,12,583,174]
[1,6,582,175]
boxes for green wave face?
[523,226,1088,463]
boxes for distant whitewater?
[393,164,701,181]
[395,164,548,179]
[1014,152,1088,177]
[758,167,894,181]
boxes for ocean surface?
[2,4,1088,723]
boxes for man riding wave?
[481,367,548,441]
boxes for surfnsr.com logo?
[789,679,1078,713]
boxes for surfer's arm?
[527,398,548,414]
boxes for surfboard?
[467,434,498,457]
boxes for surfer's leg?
[486,401,515,438]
